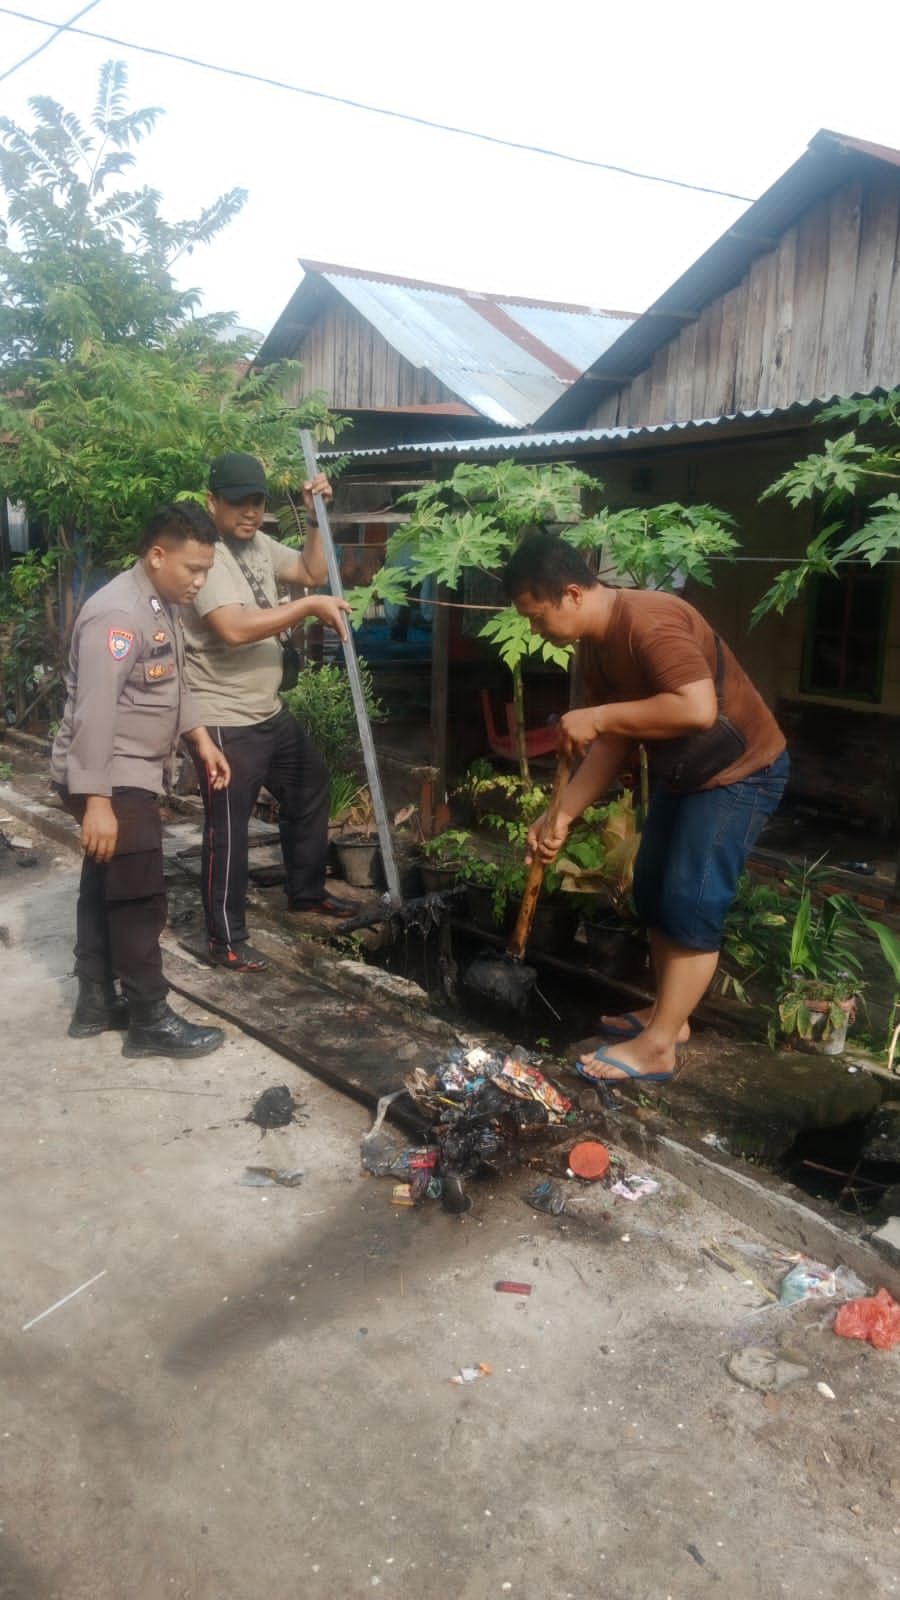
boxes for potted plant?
[329,773,365,832]
[282,660,383,776]
[331,787,385,888]
[417,829,474,892]
[716,872,791,1004]
[773,876,868,1054]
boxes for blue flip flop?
[597,1011,645,1041]
[575,1045,674,1086]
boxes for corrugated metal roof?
[496,302,629,374]
[536,128,900,431]
[322,397,863,464]
[256,260,636,427]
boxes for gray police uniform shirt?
[50,562,199,797]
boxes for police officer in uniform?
[51,502,231,1058]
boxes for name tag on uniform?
[149,642,174,659]
[108,628,135,660]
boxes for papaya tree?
[751,388,900,622]
[342,459,738,783]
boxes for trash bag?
[778,1260,867,1306]
[834,1287,900,1350]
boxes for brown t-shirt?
[577,588,785,787]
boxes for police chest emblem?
[153,629,167,643]
[108,628,135,661]
[146,662,176,680]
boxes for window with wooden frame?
[801,561,891,701]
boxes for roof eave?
[535,129,899,431]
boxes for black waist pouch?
[650,637,746,793]
[280,640,301,693]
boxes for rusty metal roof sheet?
[257,260,636,427]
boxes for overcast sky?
[2,0,900,340]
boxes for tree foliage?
[752,389,900,623]
[0,63,343,722]
[0,60,245,364]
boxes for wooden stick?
[507,752,572,963]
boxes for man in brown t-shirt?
[503,533,789,1085]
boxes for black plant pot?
[528,898,580,952]
[583,916,648,983]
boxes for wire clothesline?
[362,551,899,615]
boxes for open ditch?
[166,836,900,1229]
[352,895,900,1222]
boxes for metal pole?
[299,430,403,910]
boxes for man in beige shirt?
[182,452,355,971]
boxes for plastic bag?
[834,1288,900,1350]
[777,1260,867,1306]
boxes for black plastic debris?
[246,1084,297,1129]
[0,828,38,869]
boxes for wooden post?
[430,582,450,806]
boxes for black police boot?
[68,978,130,1039]
[122,998,225,1059]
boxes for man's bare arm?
[560,679,717,756]
[204,594,350,647]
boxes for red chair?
[480,689,559,761]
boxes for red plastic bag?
[834,1287,900,1350]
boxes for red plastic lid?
[568,1141,611,1181]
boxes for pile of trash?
[405,1045,572,1128]
[361,1046,576,1212]
[406,1046,574,1184]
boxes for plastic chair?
[480,689,559,761]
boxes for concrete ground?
[3,848,900,1599]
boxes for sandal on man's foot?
[575,1046,675,1086]
[207,940,268,972]
[596,1011,645,1041]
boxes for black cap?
[208,451,268,501]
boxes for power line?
[0,0,101,84]
[0,5,755,204]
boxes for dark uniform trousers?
[64,788,168,1002]
[192,705,329,949]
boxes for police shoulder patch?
[108,628,135,661]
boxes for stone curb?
[0,781,81,856]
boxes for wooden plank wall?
[587,170,900,428]
[289,295,460,411]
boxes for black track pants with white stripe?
[193,706,330,949]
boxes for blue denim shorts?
[632,749,790,951]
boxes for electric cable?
[0,5,754,203]
[0,0,102,84]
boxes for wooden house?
[327,131,900,829]
[255,260,635,448]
